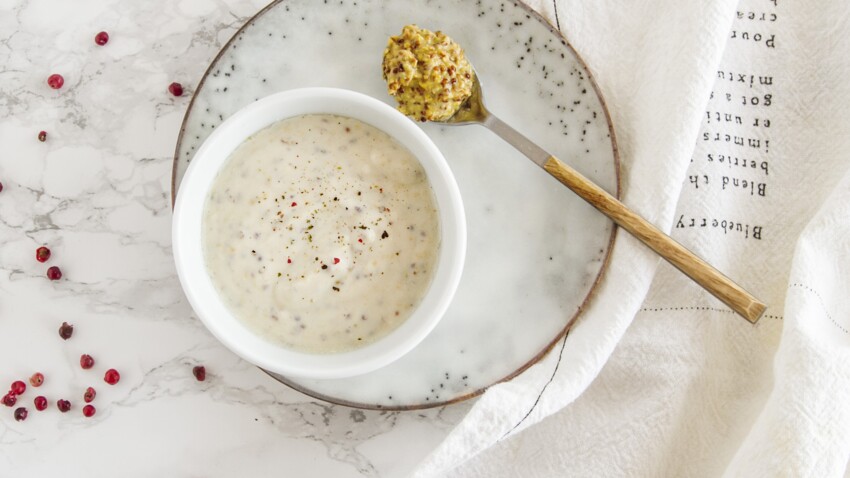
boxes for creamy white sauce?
[202,114,440,354]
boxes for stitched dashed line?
[640,305,783,320]
[788,283,848,334]
[500,331,569,440]
[501,292,833,439]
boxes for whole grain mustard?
[382,25,474,122]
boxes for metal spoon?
[437,71,766,323]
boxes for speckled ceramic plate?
[172,0,619,410]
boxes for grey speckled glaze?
[173,0,619,409]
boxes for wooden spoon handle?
[543,155,766,323]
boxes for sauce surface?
[202,114,440,354]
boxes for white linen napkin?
[413,0,850,476]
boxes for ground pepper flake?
[333,258,340,264]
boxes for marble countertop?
[0,0,474,475]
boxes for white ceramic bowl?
[173,88,466,379]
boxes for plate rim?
[170,0,622,411]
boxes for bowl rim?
[172,87,466,379]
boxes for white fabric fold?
[725,164,850,478]
[414,1,739,475]
[414,0,850,476]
